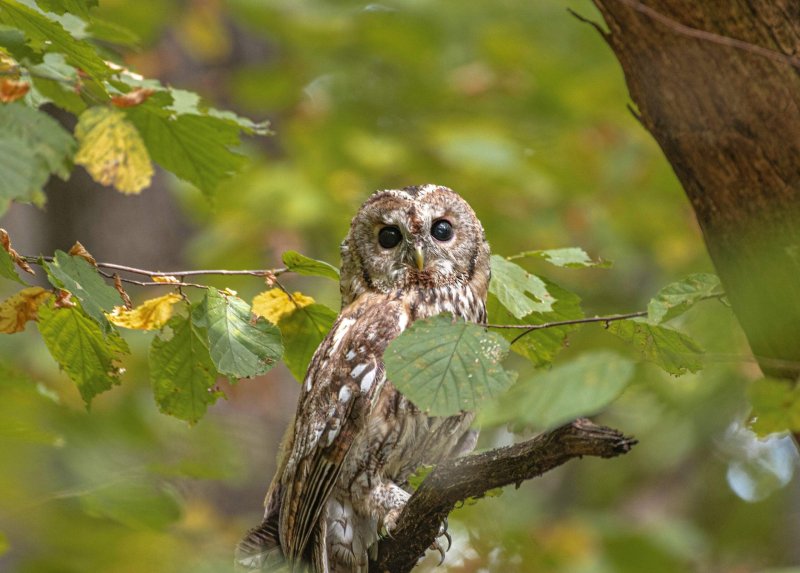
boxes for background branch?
[370,418,637,573]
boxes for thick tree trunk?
[591,0,800,379]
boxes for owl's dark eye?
[431,219,454,242]
[378,226,403,249]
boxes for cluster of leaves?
[1,228,733,431]
[386,252,724,431]
[0,0,269,211]
[1,236,341,423]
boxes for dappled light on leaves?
[74,106,154,195]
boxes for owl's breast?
[403,281,487,324]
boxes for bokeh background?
[1,1,798,572]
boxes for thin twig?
[485,310,646,334]
[24,255,288,283]
[94,268,208,289]
[488,294,725,345]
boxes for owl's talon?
[428,517,451,565]
[430,539,447,566]
[378,527,393,541]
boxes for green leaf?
[278,302,336,382]
[150,313,220,424]
[29,53,85,113]
[607,319,703,376]
[748,377,800,436]
[198,287,283,379]
[167,87,271,135]
[85,16,139,47]
[0,103,75,208]
[489,255,554,319]
[35,0,97,19]
[0,531,7,556]
[488,277,584,367]
[479,351,635,431]
[282,250,340,281]
[1,102,76,179]
[0,135,37,208]
[44,250,121,332]
[80,482,182,530]
[647,273,723,324]
[37,301,128,406]
[0,0,109,80]
[0,362,62,446]
[384,314,516,416]
[508,247,611,268]
[125,96,248,197]
[0,247,23,284]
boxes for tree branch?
[370,418,636,573]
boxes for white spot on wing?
[350,363,368,379]
[397,312,409,332]
[330,317,355,355]
[338,385,352,403]
[360,368,377,392]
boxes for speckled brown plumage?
[237,185,490,572]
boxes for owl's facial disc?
[342,185,490,300]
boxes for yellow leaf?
[74,107,154,195]
[107,293,182,331]
[151,275,179,284]
[252,289,314,324]
[0,287,51,333]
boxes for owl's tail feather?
[235,516,287,572]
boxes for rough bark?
[369,419,636,573]
[590,0,800,379]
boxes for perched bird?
[237,184,491,572]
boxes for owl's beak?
[413,245,425,271]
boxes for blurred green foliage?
[1,1,798,572]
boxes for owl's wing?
[277,296,401,565]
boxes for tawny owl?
[237,184,491,572]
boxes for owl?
[237,184,491,572]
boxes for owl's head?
[340,184,490,305]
